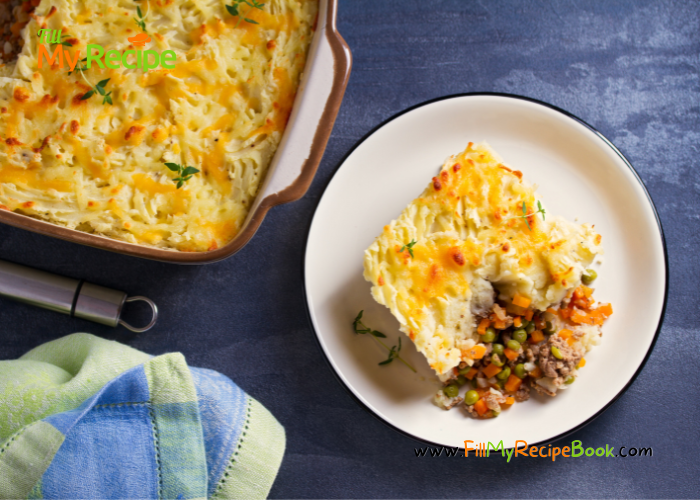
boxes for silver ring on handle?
[118,296,159,332]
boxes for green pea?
[512,329,528,343]
[458,367,471,375]
[443,384,459,398]
[525,321,536,334]
[543,321,555,335]
[564,376,575,385]
[506,339,521,351]
[492,343,505,356]
[482,327,496,343]
[464,390,479,406]
[456,375,467,386]
[551,346,563,360]
[521,319,530,329]
[514,363,526,379]
[471,378,479,388]
[491,353,504,367]
[582,269,598,285]
[496,366,511,380]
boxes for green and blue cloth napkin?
[0,333,285,499]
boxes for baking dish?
[0,0,351,264]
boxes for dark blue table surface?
[1,0,698,498]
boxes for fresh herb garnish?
[504,201,546,230]
[134,0,149,32]
[520,201,545,230]
[379,337,403,366]
[80,78,113,105]
[353,310,416,372]
[68,57,88,75]
[164,162,200,189]
[400,239,417,258]
[58,32,73,47]
[226,0,265,27]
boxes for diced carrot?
[503,348,519,361]
[524,309,534,321]
[506,303,527,316]
[477,318,490,335]
[589,309,606,325]
[513,293,531,308]
[530,366,542,378]
[534,316,546,329]
[546,307,558,316]
[482,363,502,378]
[493,318,506,329]
[505,396,515,405]
[504,374,522,392]
[578,358,586,368]
[580,285,593,298]
[572,287,585,301]
[474,399,488,416]
[566,337,575,346]
[465,368,478,380]
[529,330,544,343]
[598,303,613,317]
[465,344,487,360]
[571,309,593,324]
[559,307,572,319]
[559,329,573,340]
[513,316,522,327]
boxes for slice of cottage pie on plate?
[363,142,613,419]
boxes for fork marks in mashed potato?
[0,0,318,251]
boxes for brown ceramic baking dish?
[0,0,351,264]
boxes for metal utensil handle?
[0,259,158,332]
[119,296,158,333]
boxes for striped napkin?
[0,333,285,499]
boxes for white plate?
[304,94,667,449]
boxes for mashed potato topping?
[0,0,317,251]
[363,142,603,377]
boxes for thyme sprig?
[164,162,200,188]
[400,239,417,258]
[353,311,416,372]
[67,58,88,76]
[226,0,265,27]
[58,32,73,47]
[80,78,112,105]
[505,201,546,230]
[134,0,149,32]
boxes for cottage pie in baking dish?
[363,142,613,419]
[0,0,316,251]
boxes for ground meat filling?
[434,285,612,418]
[538,335,581,381]
[0,0,33,64]
[513,383,530,402]
[482,390,507,411]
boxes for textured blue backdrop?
[1,0,698,498]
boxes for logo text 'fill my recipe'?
[37,29,176,72]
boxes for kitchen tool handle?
[0,260,158,332]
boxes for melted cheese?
[0,0,317,251]
[363,142,603,376]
